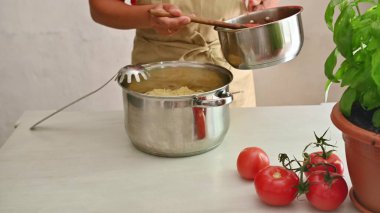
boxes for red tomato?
[306,171,348,211]
[305,152,344,176]
[236,147,270,180]
[254,166,299,206]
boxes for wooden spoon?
[149,9,249,29]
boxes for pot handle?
[193,91,234,108]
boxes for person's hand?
[246,0,279,11]
[149,4,191,35]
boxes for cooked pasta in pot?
[145,86,204,96]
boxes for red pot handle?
[193,106,206,140]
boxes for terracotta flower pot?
[331,103,380,212]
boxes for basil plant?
[324,0,380,127]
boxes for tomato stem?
[303,129,336,158]
[278,129,340,196]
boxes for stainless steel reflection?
[118,61,233,157]
[215,6,304,69]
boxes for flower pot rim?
[349,188,374,213]
[331,103,380,148]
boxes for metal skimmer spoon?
[29,65,149,130]
[117,64,150,84]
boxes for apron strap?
[179,31,226,65]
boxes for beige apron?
[132,0,256,107]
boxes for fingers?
[247,0,278,11]
[150,4,190,35]
[247,0,261,11]
[162,4,182,17]
[253,0,262,6]
[262,0,279,8]
[253,4,265,11]
[152,16,190,35]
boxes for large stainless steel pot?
[117,61,233,157]
[215,6,304,69]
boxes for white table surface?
[0,104,358,213]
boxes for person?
[89,0,279,107]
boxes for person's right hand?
[149,4,191,35]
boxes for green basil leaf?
[341,62,359,87]
[325,0,342,31]
[352,62,374,91]
[352,17,372,49]
[362,88,380,110]
[372,108,380,127]
[367,36,379,52]
[340,87,357,117]
[338,0,350,11]
[334,5,355,58]
[325,48,339,82]
[354,0,377,4]
[353,48,367,63]
[371,49,380,86]
[371,21,380,40]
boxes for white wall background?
[0,0,343,146]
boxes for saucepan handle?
[193,91,240,108]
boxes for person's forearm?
[89,0,155,29]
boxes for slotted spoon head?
[117,64,150,84]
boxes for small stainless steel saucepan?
[215,6,304,70]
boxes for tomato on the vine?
[254,166,299,206]
[305,151,344,176]
[306,171,348,211]
[236,147,270,180]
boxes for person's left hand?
[245,0,279,11]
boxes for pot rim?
[117,61,233,99]
[331,102,380,148]
[122,87,228,99]
[214,5,304,32]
